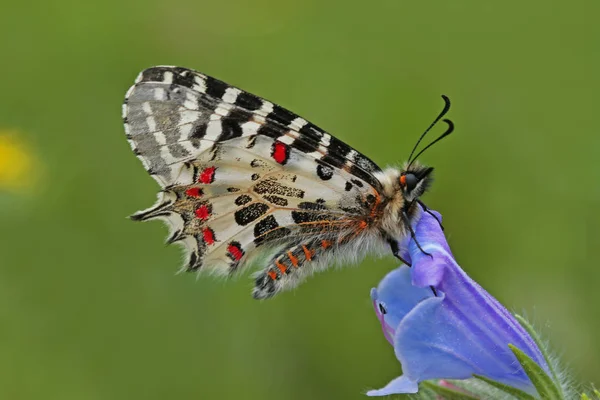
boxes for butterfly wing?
[123,66,388,296]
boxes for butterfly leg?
[253,240,334,299]
[417,200,444,231]
[401,211,432,258]
[387,238,412,267]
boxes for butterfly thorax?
[374,163,433,240]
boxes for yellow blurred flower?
[0,131,38,192]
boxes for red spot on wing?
[227,243,244,261]
[202,227,216,245]
[199,166,216,184]
[195,204,211,220]
[185,187,203,197]
[272,141,289,165]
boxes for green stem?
[514,314,564,398]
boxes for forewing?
[123,66,383,189]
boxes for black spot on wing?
[263,195,288,207]
[254,215,278,238]
[219,117,243,141]
[205,76,228,99]
[257,123,282,139]
[254,180,304,198]
[235,194,252,206]
[320,137,350,170]
[254,215,291,246]
[290,135,319,154]
[298,201,327,211]
[353,153,380,173]
[291,211,328,224]
[228,108,252,123]
[351,179,364,188]
[235,92,263,111]
[173,70,195,88]
[268,105,297,127]
[250,159,268,168]
[190,123,207,148]
[140,67,165,83]
[234,203,270,226]
[298,122,324,142]
[316,163,334,180]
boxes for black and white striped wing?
[123,66,387,296]
[123,66,383,189]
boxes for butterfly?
[123,66,453,299]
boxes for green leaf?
[473,374,535,400]
[420,381,480,400]
[509,344,563,400]
[580,387,600,400]
[514,314,564,397]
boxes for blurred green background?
[0,0,598,398]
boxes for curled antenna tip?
[441,119,454,136]
[440,95,451,113]
[407,94,453,165]
[407,117,455,167]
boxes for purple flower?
[368,208,549,396]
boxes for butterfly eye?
[400,173,418,192]
[378,302,387,315]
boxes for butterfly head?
[399,163,434,205]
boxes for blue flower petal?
[371,267,433,334]
[366,375,419,396]
[368,208,550,396]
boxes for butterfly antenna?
[407,119,454,169]
[406,95,452,166]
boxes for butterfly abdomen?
[253,229,387,299]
